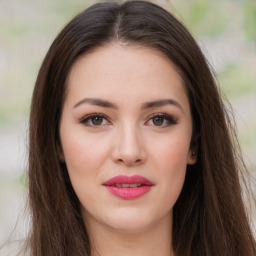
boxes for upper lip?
[103,175,153,186]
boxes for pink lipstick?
[103,175,153,199]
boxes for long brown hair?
[27,1,256,255]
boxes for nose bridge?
[113,120,146,165]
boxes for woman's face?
[59,44,196,234]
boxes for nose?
[111,124,146,166]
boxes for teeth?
[130,183,142,188]
[121,184,130,188]
[115,183,142,188]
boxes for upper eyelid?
[80,113,110,123]
[147,112,176,120]
[146,113,178,125]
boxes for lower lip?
[105,186,152,199]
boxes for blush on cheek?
[64,139,107,175]
[157,139,190,161]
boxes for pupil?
[153,116,163,126]
[92,116,103,125]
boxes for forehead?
[65,44,189,109]
[69,43,182,80]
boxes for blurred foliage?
[243,0,256,43]
[219,63,256,98]
[171,0,256,44]
[170,0,229,37]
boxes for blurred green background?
[0,0,255,252]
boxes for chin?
[101,208,170,234]
[110,219,151,233]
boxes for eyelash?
[80,113,110,127]
[80,113,177,127]
[147,113,177,127]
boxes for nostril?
[115,157,144,166]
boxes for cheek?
[150,131,191,171]
[61,135,107,202]
[150,134,190,202]
[158,144,187,186]
[62,132,109,174]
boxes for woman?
[26,1,255,255]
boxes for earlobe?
[188,133,199,165]
[187,150,198,165]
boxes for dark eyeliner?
[79,113,108,125]
[161,114,177,125]
[150,113,178,126]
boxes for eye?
[147,113,177,127]
[80,114,109,127]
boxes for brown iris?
[91,116,103,125]
[152,116,164,126]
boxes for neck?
[87,214,174,256]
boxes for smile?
[103,175,153,200]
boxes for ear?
[187,133,199,165]
[57,142,65,163]
[187,149,198,165]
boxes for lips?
[103,175,153,199]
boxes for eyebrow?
[141,99,183,112]
[73,98,183,112]
[73,98,118,109]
